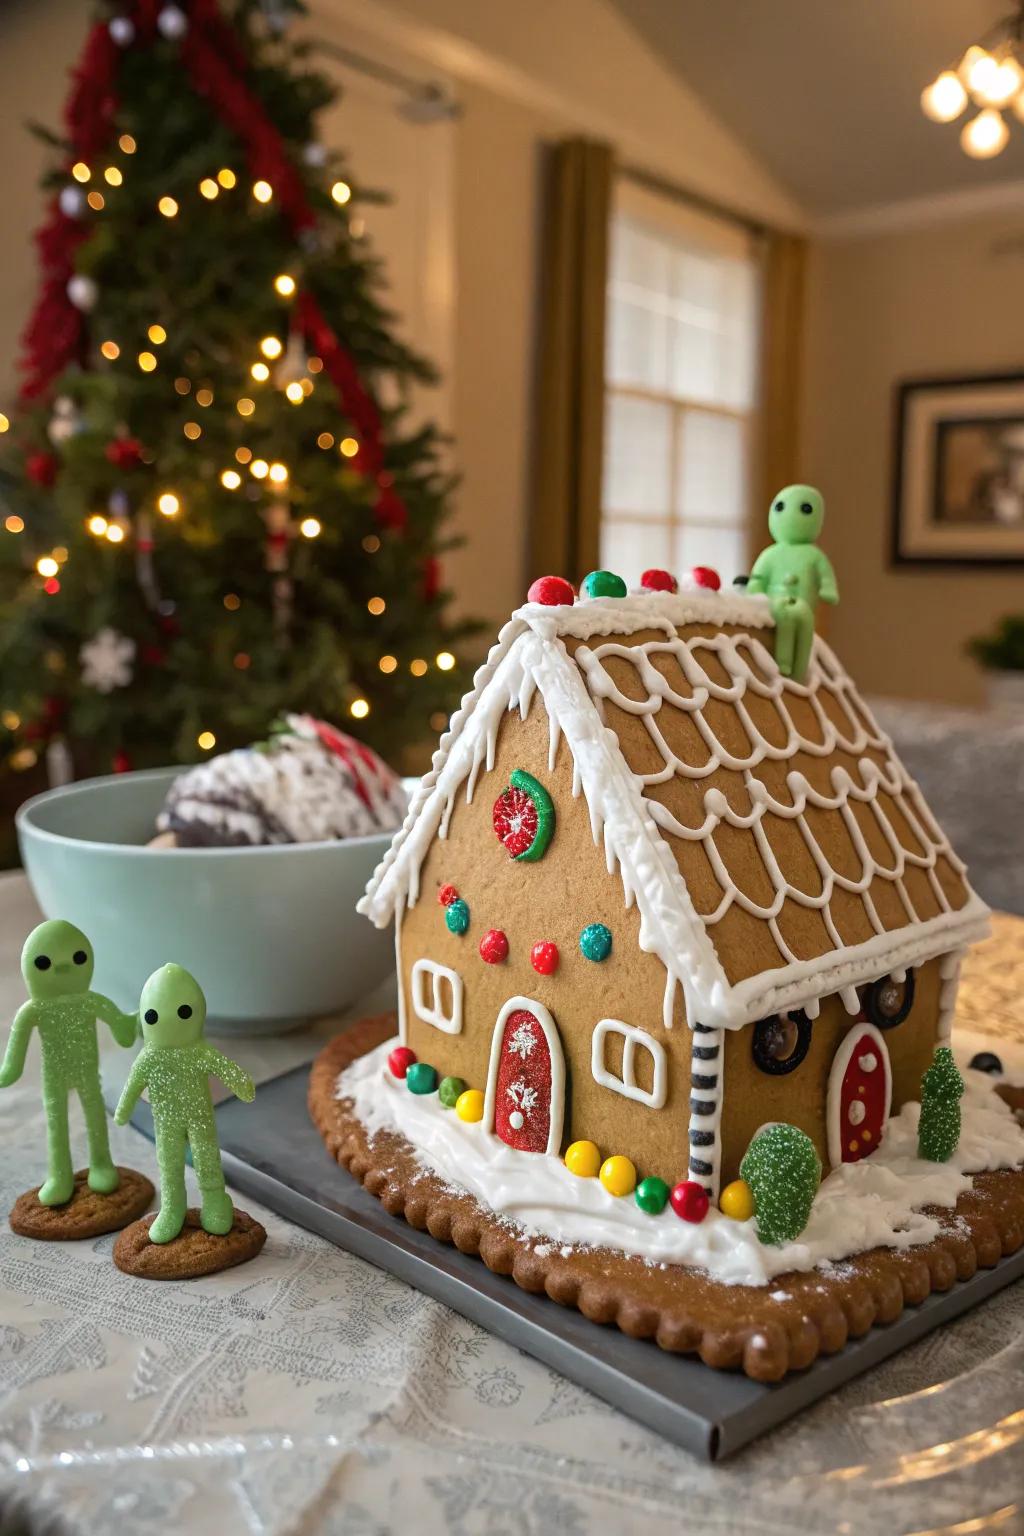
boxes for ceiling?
[611,0,1024,217]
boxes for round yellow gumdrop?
[455,1088,485,1123]
[599,1154,637,1198]
[719,1178,754,1221]
[564,1140,601,1178]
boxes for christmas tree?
[0,0,475,791]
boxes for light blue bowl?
[17,766,402,1034]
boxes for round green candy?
[445,898,470,935]
[634,1176,670,1215]
[438,1074,466,1108]
[579,922,612,962]
[406,1062,438,1095]
[581,569,627,600]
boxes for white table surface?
[2,868,1024,1536]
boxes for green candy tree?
[917,1046,964,1163]
[740,1122,822,1246]
[0,0,475,789]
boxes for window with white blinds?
[602,180,760,587]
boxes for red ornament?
[670,1180,710,1223]
[438,883,459,907]
[690,566,721,591]
[141,643,166,667]
[43,577,60,595]
[112,749,132,774]
[530,941,559,975]
[527,575,575,607]
[421,556,441,602]
[479,929,509,964]
[25,452,58,487]
[640,569,677,594]
[388,1045,417,1079]
[105,437,143,469]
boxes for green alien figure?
[747,484,839,681]
[0,920,137,1206]
[114,963,254,1244]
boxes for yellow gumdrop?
[455,1088,485,1123]
[564,1140,601,1178]
[599,1154,637,1198]
[719,1178,754,1221]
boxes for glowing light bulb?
[1,711,21,730]
[285,382,304,404]
[340,436,359,458]
[961,107,1009,157]
[0,413,8,432]
[87,514,108,536]
[217,167,236,188]
[237,398,256,417]
[148,323,167,344]
[72,162,90,183]
[317,432,334,450]
[53,546,68,563]
[196,387,213,407]
[378,654,397,673]
[974,54,1023,107]
[300,377,314,397]
[100,340,120,360]
[250,459,269,479]
[260,336,283,359]
[268,462,288,484]
[199,177,219,200]
[36,556,59,578]
[106,523,125,543]
[331,180,351,205]
[158,492,180,517]
[220,469,242,489]
[235,446,252,464]
[300,517,321,538]
[349,697,370,719]
[184,422,202,440]
[274,273,296,297]
[308,356,323,373]
[87,191,105,210]
[436,651,455,671]
[921,70,968,123]
[158,195,178,217]
[223,593,241,611]
[119,134,136,154]
[253,180,273,203]
[234,652,251,670]
[138,350,157,371]
[5,515,25,534]
[251,361,270,381]
[410,659,428,677]
[174,377,191,394]
[104,166,123,186]
[362,534,380,553]
[197,731,216,751]
[367,596,385,615]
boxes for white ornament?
[59,186,86,219]
[273,329,307,388]
[67,275,98,312]
[109,16,135,45]
[157,5,188,39]
[302,142,326,167]
[80,628,136,694]
[48,396,81,446]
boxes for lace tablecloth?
[2,872,1023,1536]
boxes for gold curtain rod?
[618,162,771,240]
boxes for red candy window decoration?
[531,941,559,975]
[493,769,555,862]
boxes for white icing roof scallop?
[358,592,989,1030]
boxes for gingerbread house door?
[485,997,565,1155]
[827,1021,893,1167]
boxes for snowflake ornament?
[80,628,135,693]
[508,1019,537,1059]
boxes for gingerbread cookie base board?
[180,1016,1024,1462]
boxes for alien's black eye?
[34,955,51,971]
[800,502,813,513]
[774,500,785,511]
[144,1009,158,1024]
[73,950,87,965]
[177,1004,193,1019]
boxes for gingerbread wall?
[397,699,696,1188]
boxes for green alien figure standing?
[747,484,839,681]
[114,963,254,1244]
[0,920,137,1206]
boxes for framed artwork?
[891,372,1024,566]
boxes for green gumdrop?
[917,1046,964,1163]
[438,1074,466,1108]
[406,1062,438,1095]
[579,923,612,962]
[634,1176,670,1215]
[740,1123,821,1247]
[445,898,470,935]
[581,570,627,600]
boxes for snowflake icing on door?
[508,1019,537,1059]
[506,1078,539,1116]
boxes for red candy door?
[490,1003,562,1154]
[827,1022,892,1167]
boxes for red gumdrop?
[530,941,559,975]
[690,566,721,591]
[479,928,509,964]
[438,884,459,907]
[641,568,677,594]
[670,1180,710,1223]
[388,1045,417,1079]
[527,575,575,607]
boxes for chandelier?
[921,4,1024,158]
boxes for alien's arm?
[815,548,840,604]
[203,1047,255,1104]
[0,1002,38,1088]
[114,1051,149,1125]
[88,991,139,1048]
[746,547,774,595]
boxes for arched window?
[591,1019,667,1108]
[411,958,463,1034]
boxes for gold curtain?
[754,230,808,552]
[531,138,613,582]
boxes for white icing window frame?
[410,957,464,1035]
[591,1019,667,1109]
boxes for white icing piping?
[687,1024,724,1197]
[938,948,964,1043]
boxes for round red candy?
[690,566,721,591]
[479,928,509,964]
[530,941,559,975]
[670,1179,710,1223]
[527,575,575,607]
[438,884,459,907]
[640,569,677,594]
[388,1045,417,1079]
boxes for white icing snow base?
[337,1041,1024,1288]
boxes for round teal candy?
[406,1062,438,1095]
[581,569,627,599]
[634,1176,670,1215]
[579,922,612,962]
[444,898,470,935]
[438,1074,466,1108]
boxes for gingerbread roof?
[359,591,989,1030]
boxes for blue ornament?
[445,898,470,935]
[579,923,612,962]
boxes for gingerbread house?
[358,588,989,1199]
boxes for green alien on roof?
[747,484,839,682]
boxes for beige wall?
[802,210,1024,706]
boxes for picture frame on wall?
[891,372,1024,566]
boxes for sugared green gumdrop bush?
[917,1046,964,1163]
[740,1123,822,1246]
